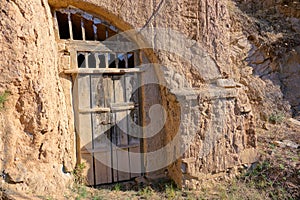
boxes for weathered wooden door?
[54,7,144,185]
[75,64,143,185]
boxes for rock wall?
[0,0,262,196]
[231,0,300,120]
[0,0,74,196]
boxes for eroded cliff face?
[1,0,296,197]
[230,0,300,121]
[0,0,74,195]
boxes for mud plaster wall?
[0,0,258,195]
[0,0,74,195]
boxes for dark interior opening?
[98,54,106,68]
[83,18,95,40]
[77,53,86,68]
[88,53,96,68]
[127,53,134,68]
[71,14,83,40]
[96,24,107,41]
[118,54,126,68]
[56,12,70,39]
[107,28,117,39]
[108,54,116,68]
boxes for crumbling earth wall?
[0,0,260,196]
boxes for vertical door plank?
[113,75,130,181]
[78,74,94,185]
[125,74,140,145]
[125,74,141,177]
[105,76,118,182]
[129,146,141,178]
[91,74,112,184]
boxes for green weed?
[269,112,285,124]
[137,186,153,199]
[165,184,176,199]
[0,91,9,110]
[112,183,122,191]
[73,163,86,184]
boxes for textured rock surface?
[0,0,74,196]
[231,0,300,120]
[1,0,298,197]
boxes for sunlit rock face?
[9,0,300,196]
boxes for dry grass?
[37,120,299,200]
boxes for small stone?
[282,140,299,149]
[274,140,299,149]
[262,123,269,130]
[216,79,238,88]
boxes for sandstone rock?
[0,0,271,196]
[216,79,238,88]
[274,140,299,149]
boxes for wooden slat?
[95,53,100,68]
[81,18,86,40]
[105,53,109,68]
[93,24,97,40]
[70,50,77,70]
[116,148,130,181]
[129,146,142,177]
[84,52,89,68]
[125,74,141,176]
[64,68,144,74]
[72,71,81,165]
[77,74,94,184]
[94,152,112,184]
[102,77,117,182]
[125,74,140,143]
[81,144,140,154]
[53,11,60,40]
[110,102,135,112]
[65,40,138,53]
[79,107,110,113]
[137,72,146,175]
[90,75,112,185]
[114,76,130,181]
[68,13,73,40]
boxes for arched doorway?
[54,7,144,185]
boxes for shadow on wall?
[234,0,300,118]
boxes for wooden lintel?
[64,68,144,74]
[64,40,138,53]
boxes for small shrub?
[112,183,122,191]
[137,186,153,199]
[268,112,285,124]
[75,185,87,200]
[73,163,86,184]
[165,184,176,199]
[0,91,9,110]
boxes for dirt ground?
[30,118,299,200]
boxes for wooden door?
[54,7,144,186]
[76,71,142,186]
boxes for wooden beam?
[81,144,140,154]
[110,104,135,112]
[64,68,145,74]
[65,40,138,53]
[79,107,110,113]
